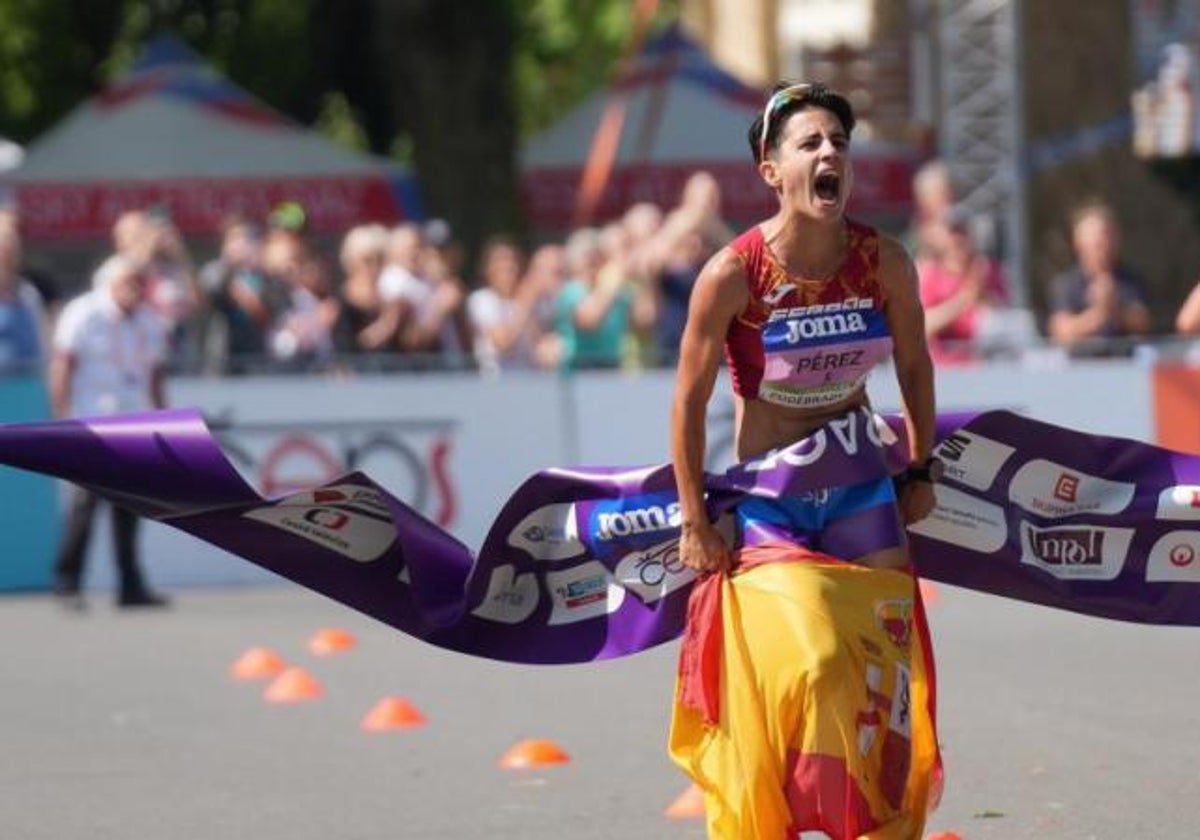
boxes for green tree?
[0,0,678,261]
[0,0,125,143]
[514,0,678,139]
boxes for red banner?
[521,159,915,230]
[15,176,404,240]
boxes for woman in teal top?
[554,225,655,370]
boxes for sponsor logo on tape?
[1146,532,1200,582]
[1009,460,1135,518]
[744,407,891,473]
[507,503,584,561]
[906,485,1007,553]
[288,484,392,517]
[545,561,625,625]
[614,538,696,603]
[1155,486,1200,521]
[242,484,396,563]
[595,501,682,542]
[471,564,540,624]
[935,431,1015,492]
[1053,472,1079,503]
[1018,521,1133,580]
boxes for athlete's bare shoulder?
[695,244,750,304]
[680,244,751,337]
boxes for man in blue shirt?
[0,227,46,372]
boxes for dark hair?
[220,211,262,239]
[748,82,856,163]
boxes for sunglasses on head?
[758,83,816,161]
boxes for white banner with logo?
[85,373,570,588]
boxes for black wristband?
[903,456,944,484]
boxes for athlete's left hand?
[899,479,937,525]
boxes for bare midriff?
[733,390,908,570]
[734,387,868,462]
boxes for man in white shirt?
[49,255,170,609]
[379,224,465,363]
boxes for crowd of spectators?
[0,171,731,378]
[4,163,1200,380]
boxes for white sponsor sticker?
[613,538,696,604]
[1009,460,1135,519]
[934,431,1015,492]
[907,485,1008,553]
[507,503,584,561]
[1018,521,1133,580]
[1146,532,1200,582]
[471,564,540,623]
[545,561,626,626]
[243,501,396,563]
[279,484,393,517]
[1155,486,1200,521]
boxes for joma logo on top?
[784,312,869,344]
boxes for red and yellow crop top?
[724,220,893,410]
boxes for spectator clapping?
[17,170,744,379]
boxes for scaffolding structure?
[935,0,1028,304]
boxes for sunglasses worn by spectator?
[758,83,815,161]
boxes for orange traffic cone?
[230,647,287,681]
[263,667,324,703]
[919,578,940,606]
[497,738,571,769]
[926,833,963,839]
[361,697,427,731]
[664,783,706,819]
[308,628,357,656]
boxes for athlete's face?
[758,106,852,222]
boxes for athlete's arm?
[879,235,937,524]
[672,247,748,573]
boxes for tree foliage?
[0,0,677,255]
[514,0,678,138]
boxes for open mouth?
[814,172,841,204]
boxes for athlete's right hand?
[679,521,731,575]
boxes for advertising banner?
[0,376,55,589]
[27,360,1158,592]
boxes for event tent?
[0,137,22,174]
[520,25,915,231]
[4,35,420,240]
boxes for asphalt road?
[1,580,1196,840]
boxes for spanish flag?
[671,546,942,839]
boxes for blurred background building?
[680,0,1200,327]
